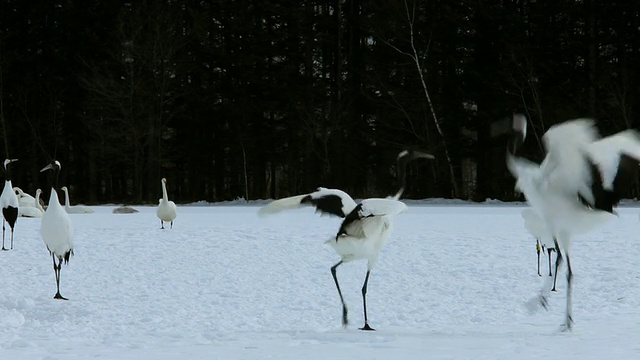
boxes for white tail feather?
[360,198,407,217]
[587,129,640,189]
[258,195,308,216]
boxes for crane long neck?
[35,191,43,211]
[63,188,70,207]
[48,167,60,190]
[47,166,61,205]
[162,181,169,201]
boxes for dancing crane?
[259,150,433,330]
[507,115,640,330]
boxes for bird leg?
[536,240,541,276]
[551,247,560,292]
[547,248,553,277]
[170,220,173,229]
[52,255,68,300]
[1,220,6,251]
[331,261,348,327]
[359,270,375,331]
[551,244,562,292]
[538,238,562,309]
[10,228,14,250]
[561,255,574,332]
[160,220,165,229]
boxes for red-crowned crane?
[507,115,640,330]
[40,160,74,300]
[259,150,433,330]
[1,159,19,250]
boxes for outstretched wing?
[257,194,308,216]
[541,119,599,200]
[585,129,640,212]
[359,198,407,218]
[258,187,357,218]
[587,129,640,189]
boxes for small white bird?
[14,187,43,218]
[507,115,640,330]
[13,187,37,207]
[1,159,19,250]
[521,208,558,288]
[259,150,433,330]
[35,189,45,213]
[156,178,177,229]
[40,160,74,300]
[60,186,94,214]
[18,203,44,218]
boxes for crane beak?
[41,160,61,172]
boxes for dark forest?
[1,0,638,204]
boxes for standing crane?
[40,160,74,300]
[1,159,19,250]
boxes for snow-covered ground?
[0,203,638,359]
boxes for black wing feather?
[336,204,367,238]
[301,194,347,218]
[612,153,640,201]
[587,154,639,213]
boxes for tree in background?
[0,0,638,203]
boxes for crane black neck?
[3,164,12,182]
[52,168,60,190]
[46,164,61,191]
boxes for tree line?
[0,0,638,204]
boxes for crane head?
[40,160,61,173]
[3,159,18,170]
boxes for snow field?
[0,204,638,359]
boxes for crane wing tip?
[257,204,281,217]
[258,195,308,217]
